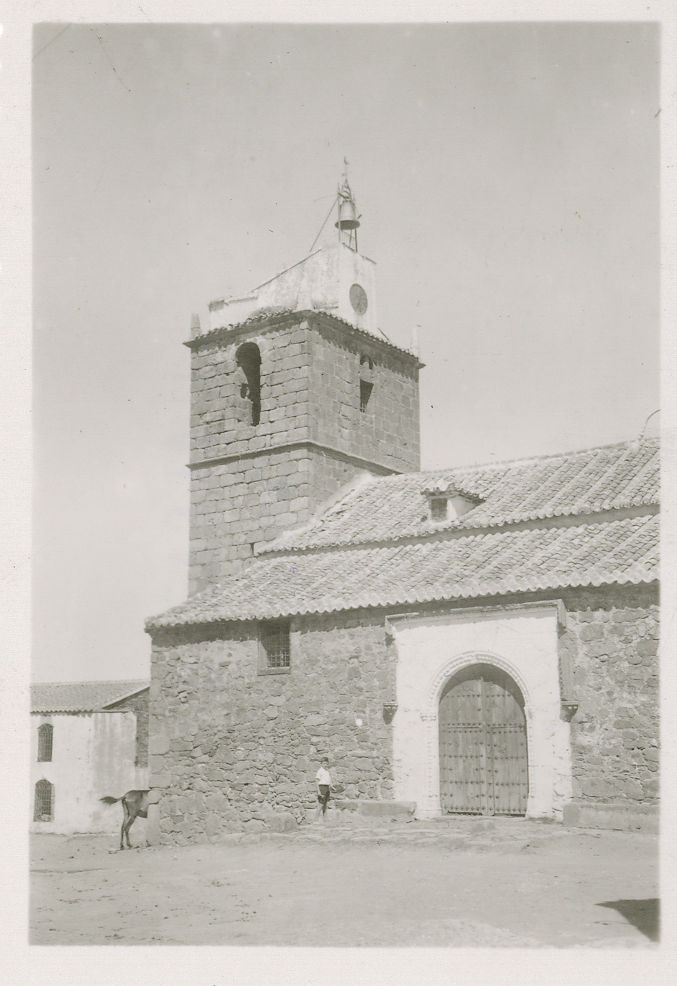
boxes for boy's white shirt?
[316,766,332,785]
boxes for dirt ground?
[30,815,659,947]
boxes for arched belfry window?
[34,779,54,822]
[37,722,53,762]
[359,354,374,413]
[235,342,261,426]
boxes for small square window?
[430,497,448,522]
[259,621,291,674]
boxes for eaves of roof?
[31,679,150,714]
[259,502,659,557]
[184,308,424,366]
[146,512,658,631]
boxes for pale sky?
[32,22,659,683]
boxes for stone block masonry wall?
[561,585,658,809]
[189,319,313,465]
[308,317,420,475]
[189,447,395,591]
[188,313,421,592]
[189,448,314,589]
[149,610,396,845]
[148,584,658,843]
[188,319,318,592]
[308,449,392,506]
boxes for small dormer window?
[424,484,482,523]
[430,497,448,522]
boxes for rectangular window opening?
[259,621,291,674]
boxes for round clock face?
[349,283,368,315]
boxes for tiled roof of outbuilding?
[267,439,659,552]
[147,512,658,629]
[31,679,149,714]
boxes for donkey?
[100,789,149,850]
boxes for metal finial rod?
[338,157,354,202]
[308,193,340,254]
[639,408,660,438]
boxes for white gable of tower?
[207,241,378,337]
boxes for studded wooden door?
[438,664,528,816]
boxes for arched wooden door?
[439,664,528,816]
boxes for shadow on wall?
[597,898,659,941]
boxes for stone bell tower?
[187,172,422,594]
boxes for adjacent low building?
[31,679,149,834]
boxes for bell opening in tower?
[235,342,261,426]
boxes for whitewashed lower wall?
[389,602,572,819]
[30,711,148,834]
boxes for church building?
[146,176,658,844]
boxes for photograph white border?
[3,1,676,983]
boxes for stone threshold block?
[334,799,417,820]
[562,800,658,833]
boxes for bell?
[335,195,360,231]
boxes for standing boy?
[315,757,332,821]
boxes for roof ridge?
[299,437,658,494]
[433,436,659,476]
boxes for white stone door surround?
[388,601,573,819]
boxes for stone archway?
[416,648,536,819]
[388,603,572,820]
[438,662,528,816]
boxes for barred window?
[37,723,53,762]
[34,779,54,822]
[259,621,291,673]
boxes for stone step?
[334,799,416,820]
[563,801,658,833]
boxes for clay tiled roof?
[146,438,658,630]
[147,513,658,629]
[267,439,658,552]
[31,679,149,714]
